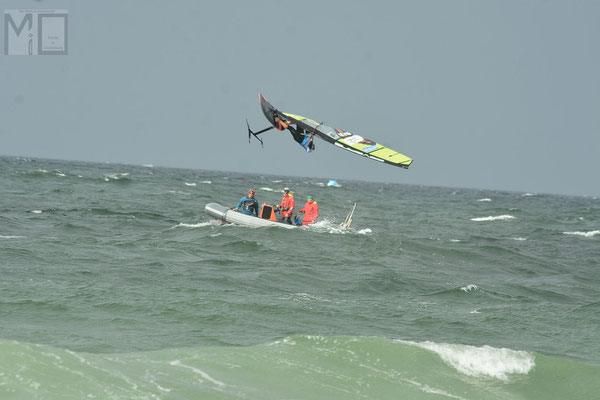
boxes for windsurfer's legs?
[287,126,305,146]
[301,132,315,152]
[281,216,292,224]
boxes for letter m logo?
[5,11,34,55]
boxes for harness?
[242,197,258,213]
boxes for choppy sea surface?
[1,156,599,399]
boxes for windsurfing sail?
[255,93,413,169]
[341,203,357,229]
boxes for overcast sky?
[2,0,599,196]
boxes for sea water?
[1,156,599,399]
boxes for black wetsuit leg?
[287,126,305,145]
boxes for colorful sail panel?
[259,93,413,169]
[281,112,413,169]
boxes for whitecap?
[471,215,515,222]
[563,230,600,238]
[259,187,274,192]
[306,219,372,235]
[477,198,492,202]
[201,180,212,184]
[168,190,190,196]
[169,360,225,387]
[511,237,527,241]
[31,210,42,214]
[0,235,25,239]
[460,284,479,292]
[184,182,197,186]
[142,164,154,168]
[406,341,535,381]
[173,222,213,228]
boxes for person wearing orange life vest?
[299,195,319,226]
[277,187,295,224]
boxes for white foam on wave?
[477,198,492,202]
[201,180,212,184]
[169,360,226,387]
[563,230,600,238]
[184,182,196,186]
[31,210,42,214]
[173,222,213,228]
[168,190,190,196]
[308,219,372,235]
[511,237,527,241]
[471,215,515,222]
[104,174,121,181]
[406,341,535,381]
[0,235,25,239]
[403,378,468,400]
[460,284,479,292]
[259,187,274,192]
[142,164,154,168]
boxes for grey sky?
[2,0,599,196]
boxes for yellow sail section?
[348,142,412,166]
[282,113,318,125]
[282,110,413,168]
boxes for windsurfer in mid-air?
[274,115,315,152]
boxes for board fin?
[246,119,270,147]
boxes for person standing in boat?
[277,187,295,224]
[298,195,319,226]
[236,189,259,217]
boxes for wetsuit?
[236,196,259,217]
[277,118,315,152]
[289,126,315,152]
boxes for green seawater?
[1,156,599,399]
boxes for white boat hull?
[205,203,297,229]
